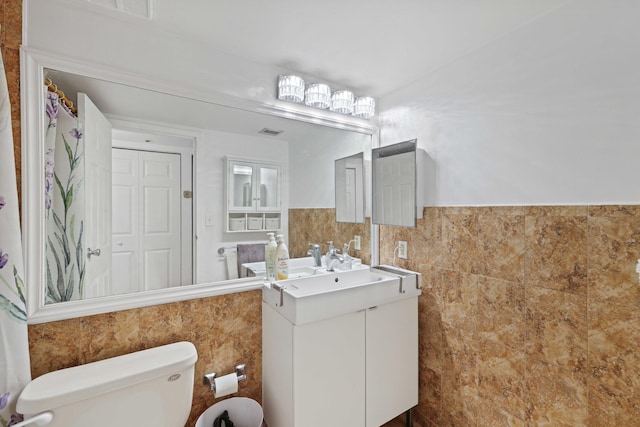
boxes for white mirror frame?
[21,47,379,324]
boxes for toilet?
[16,341,198,427]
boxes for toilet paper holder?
[203,364,247,391]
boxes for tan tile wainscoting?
[380,206,640,427]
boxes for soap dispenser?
[265,232,277,282]
[342,243,353,271]
[276,234,289,280]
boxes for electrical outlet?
[398,241,408,259]
[354,235,361,251]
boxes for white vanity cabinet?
[262,296,418,427]
[224,157,282,232]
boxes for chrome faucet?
[307,242,322,267]
[326,246,344,272]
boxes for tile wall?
[1,0,22,202]
[381,206,640,426]
[28,292,263,427]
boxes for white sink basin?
[263,266,421,325]
[287,266,317,279]
[242,256,364,278]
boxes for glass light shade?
[304,83,331,109]
[353,96,376,119]
[330,90,355,114]
[278,75,305,103]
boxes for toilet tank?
[17,341,198,427]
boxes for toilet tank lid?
[17,341,198,415]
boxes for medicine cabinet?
[225,157,282,232]
[372,139,426,227]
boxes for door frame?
[110,120,197,286]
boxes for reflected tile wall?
[381,205,640,427]
[288,208,371,265]
[28,291,263,427]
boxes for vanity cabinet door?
[365,297,419,427]
[262,302,366,427]
[293,310,366,427]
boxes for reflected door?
[373,151,415,226]
[81,93,113,299]
[112,149,182,293]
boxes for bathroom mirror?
[335,152,366,223]
[372,139,424,227]
[21,48,378,323]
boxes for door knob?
[87,248,101,259]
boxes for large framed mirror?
[22,47,378,323]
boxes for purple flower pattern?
[45,92,58,122]
[0,392,8,410]
[0,250,7,270]
[44,148,55,211]
[44,95,85,303]
[70,127,83,140]
[0,195,5,210]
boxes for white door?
[141,151,182,290]
[344,167,357,222]
[80,93,113,299]
[111,149,140,295]
[112,149,182,292]
[374,151,415,226]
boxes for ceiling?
[89,0,571,98]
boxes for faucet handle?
[308,242,320,249]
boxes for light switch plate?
[354,235,361,251]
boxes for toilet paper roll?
[214,373,239,398]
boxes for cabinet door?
[294,310,366,427]
[366,297,419,427]
[256,164,280,211]
[228,160,255,211]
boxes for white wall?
[378,0,640,206]
[289,130,371,208]
[26,0,317,109]
[196,130,288,283]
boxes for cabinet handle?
[368,306,378,310]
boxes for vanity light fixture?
[278,75,305,103]
[353,96,376,119]
[330,90,355,115]
[277,75,375,119]
[304,83,331,109]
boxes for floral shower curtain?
[0,51,30,426]
[44,91,85,303]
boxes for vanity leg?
[405,408,413,427]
